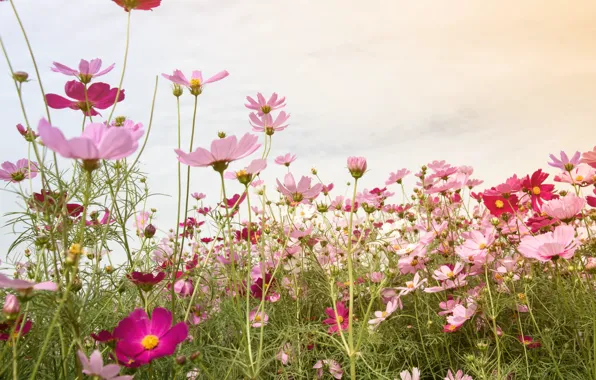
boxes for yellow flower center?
[407,282,414,289]
[447,271,455,278]
[532,186,541,195]
[236,169,248,178]
[495,200,504,209]
[447,325,457,331]
[576,175,584,182]
[254,314,262,322]
[141,334,159,350]
[261,105,271,114]
[381,311,388,318]
[189,78,202,89]
[337,316,344,323]
[410,259,419,266]
[478,243,487,249]
[69,243,82,255]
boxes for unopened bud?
[173,84,183,97]
[3,294,20,317]
[218,131,227,139]
[144,224,156,239]
[176,355,187,365]
[12,71,29,83]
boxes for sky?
[1,0,596,263]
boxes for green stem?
[107,11,131,123]
[346,178,359,379]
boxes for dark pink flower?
[322,302,349,335]
[51,59,115,84]
[113,308,188,367]
[45,81,124,116]
[113,0,161,11]
[127,272,165,291]
[0,319,32,341]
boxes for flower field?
[2,1,596,379]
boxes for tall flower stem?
[171,95,199,315]
[107,11,131,124]
[346,178,359,379]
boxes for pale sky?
[1,0,596,262]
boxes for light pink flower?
[276,343,292,365]
[162,70,229,95]
[249,111,290,135]
[518,224,578,262]
[386,168,411,185]
[224,159,267,182]
[0,159,38,183]
[175,133,260,172]
[276,173,322,204]
[548,151,581,171]
[445,369,473,380]
[347,156,367,179]
[554,164,595,185]
[0,273,57,294]
[542,195,586,221]
[397,272,427,295]
[51,59,115,83]
[582,146,596,168]
[275,153,297,167]
[249,307,269,328]
[313,359,343,379]
[368,298,399,328]
[77,350,132,380]
[446,303,477,327]
[400,368,421,380]
[191,192,206,200]
[245,92,286,116]
[38,119,138,162]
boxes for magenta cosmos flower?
[245,92,286,116]
[127,271,165,291]
[0,159,38,183]
[77,350,132,380]
[517,225,578,262]
[249,111,290,135]
[51,58,115,84]
[46,81,124,116]
[113,308,188,367]
[275,153,296,167]
[162,69,228,96]
[38,119,139,169]
[276,173,322,204]
[175,133,260,172]
[322,302,349,335]
[113,0,161,11]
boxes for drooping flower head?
[113,308,188,367]
[46,81,125,116]
[38,119,140,171]
[162,69,229,96]
[245,92,286,115]
[0,159,38,183]
[113,0,161,11]
[51,59,115,84]
[175,133,260,173]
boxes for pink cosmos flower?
[224,158,267,184]
[347,156,367,179]
[322,302,349,335]
[313,359,343,379]
[554,164,595,185]
[0,159,38,183]
[368,298,399,328]
[38,119,138,164]
[276,173,323,204]
[386,168,411,185]
[400,368,421,380]
[0,273,57,295]
[276,343,293,365]
[3,294,20,315]
[275,153,297,167]
[46,81,125,116]
[548,151,581,171]
[445,369,473,380]
[113,0,161,11]
[518,224,578,262]
[113,308,188,367]
[245,92,286,116]
[249,111,290,135]
[249,307,269,328]
[77,350,132,380]
[109,119,144,151]
[446,303,477,328]
[175,133,260,172]
[162,70,229,95]
[192,192,206,201]
[542,194,585,221]
[0,319,32,341]
[397,272,427,295]
[582,146,596,168]
[51,59,115,84]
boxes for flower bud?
[3,294,20,317]
[144,224,156,239]
[311,168,317,175]
[347,157,367,178]
[172,84,183,97]
[12,71,29,83]
[176,355,187,366]
[190,352,201,362]
[218,131,227,139]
